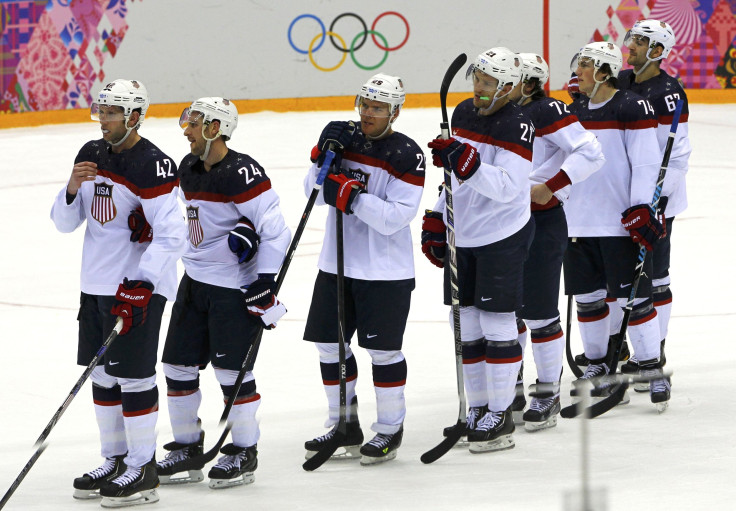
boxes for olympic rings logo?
[287,12,410,72]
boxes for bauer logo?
[91,182,116,225]
[186,206,204,248]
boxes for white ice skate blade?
[655,401,669,413]
[633,381,650,392]
[73,488,100,500]
[159,470,204,485]
[524,415,558,432]
[359,449,398,466]
[468,434,515,454]
[512,410,525,425]
[208,472,255,489]
[304,444,362,461]
[100,489,159,508]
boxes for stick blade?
[441,54,468,95]
[420,421,465,464]
[560,380,629,419]
[301,431,345,472]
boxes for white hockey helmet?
[466,47,523,89]
[518,53,549,87]
[571,41,623,79]
[181,97,238,140]
[624,19,676,60]
[92,79,149,130]
[356,73,406,117]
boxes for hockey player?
[51,79,187,507]
[303,73,425,465]
[616,19,690,394]
[507,53,605,431]
[565,42,671,410]
[156,97,290,488]
[422,47,534,453]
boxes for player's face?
[358,98,393,138]
[574,57,600,97]
[95,105,128,144]
[181,111,213,156]
[471,70,499,108]
[626,33,650,68]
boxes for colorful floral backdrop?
[2,0,736,115]
[1,0,135,113]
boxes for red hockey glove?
[621,204,664,251]
[427,137,481,180]
[567,75,580,100]
[323,172,365,214]
[242,275,286,329]
[228,216,260,264]
[128,206,152,243]
[421,210,446,268]
[110,278,154,335]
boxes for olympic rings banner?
[287,12,410,72]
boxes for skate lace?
[467,407,483,429]
[529,395,558,413]
[158,447,188,468]
[476,411,503,431]
[214,450,246,471]
[650,377,670,393]
[87,457,117,480]
[366,433,392,449]
[581,362,609,380]
[313,425,338,444]
[110,466,141,487]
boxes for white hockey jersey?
[304,127,425,281]
[618,69,691,218]
[178,149,290,289]
[433,99,533,247]
[566,90,661,237]
[51,138,187,300]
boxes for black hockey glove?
[228,216,260,264]
[311,120,357,169]
[421,210,446,268]
[128,206,152,243]
[621,204,664,251]
[427,137,481,181]
[323,172,365,214]
[242,274,286,329]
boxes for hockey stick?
[0,317,123,510]
[303,157,349,471]
[420,53,469,465]
[561,99,684,419]
[564,293,583,378]
[192,151,339,467]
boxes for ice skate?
[208,443,257,489]
[442,404,488,447]
[468,408,515,453]
[304,420,364,460]
[511,382,526,425]
[575,337,629,370]
[639,362,671,413]
[523,381,561,432]
[72,454,126,499]
[156,431,205,484]
[570,360,629,406]
[359,427,403,465]
[99,458,159,508]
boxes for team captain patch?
[91,182,116,225]
[187,205,204,247]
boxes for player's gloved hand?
[621,204,664,251]
[311,120,357,169]
[128,206,152,243]
[228,216,260,263]
[323,172,365,214]
[110,278,155,335]
[427,137,481,180]
[242,274,286,329]
[567,75,580,100]
[421,210,446,268]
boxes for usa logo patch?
[91,182,116,225]
[187,206,204,247]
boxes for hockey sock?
[163,364,202,444]
[120,377,158,468]
[620,297,661,362]
[318,347,358,426]
[607,297,623,335]
[485,340,523,412]
[529,319,564,383]
[516,317,528,354]
[652,280,672,340]
[368,349,406,434]
[92,383,126,458]
[575,293,610,360]
[216,368,260,448]
[462,339,488,407]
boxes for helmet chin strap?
[478,88,509,115]
[589,68,609,100]
[200,124,222,161]
[108,116,135,147]
[633,57,653,76]
[365,109,399,140]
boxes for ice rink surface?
[0,103,734,510]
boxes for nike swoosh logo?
[366,334,377,339]
[108,361,119,365]
[620,283,632,288]
[216,353,226,358]
[480,297,492,302]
